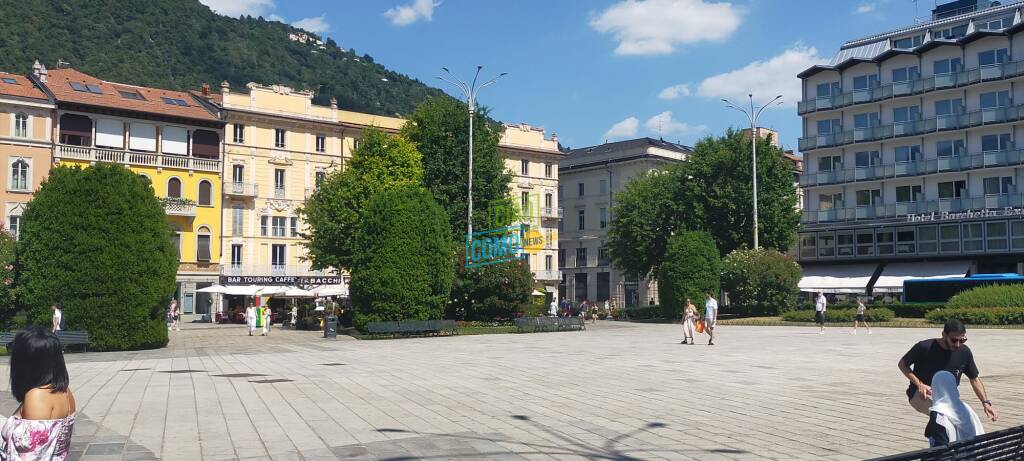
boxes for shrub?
[447,249,534,321]
[19,165,176,350]
[657,231,720,320]
[782,308,894,323]
[947,284,1024,309]
[925,307,1024,325]
[622,304,676,320]
[889,303,945,318]
[721,248,801,315]
[0,231,17,329]
[350,185,454,331]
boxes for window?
[599,179,607,195]
[167,178,182,198]
[818,155,842,172]
[819,193,843,211]
[10,159,29,191]
[978,48,1009,67]
[118,90,143,100]
[598,247,609,266]
[196,227,212,262]
[817,118,841,134]
[837,231,854,256]
[934,24,968,39]
[272,216,287,237]
[14,113,28,138]
[197,180,212,206]
[271,244,286,268]
[545,254,553,270]
[599,207,607,229]
[987,221,1008,251]
[980,90,1010,109]
[232,164,244,184]
[983,176,1013,195]
[895,185,922,203]
[1011,221,1024,250]
[934,98,963,117]
[160,97,188,106]
[316,135,326,153]
[933,57,962,75]
[521,159,529,175]
[260,216,268,236]
[290,217,299,237]
[274,169,285,197]
[978,16,1013,31]
[577,209,585,230]
[558,185,563,201]
[940,224,961,253]
[981,133,1012,152]
[897,228,916,254]
[69,82,102,94]
[853,74,879,91]
[893,35,924,49]
[0,77,17,84]
[938,180,967,199]
[315,171,326,188]
[895,145,921,163]
[962,223,984,252]
[233,124,245,144]
[578,182,585,197]
[855,189,881,207]
[7,216,19,240]
[558,249,566,267]
[818,233,835,257]
[232,205,244,235]
[575,248,587,267]
[545,163,552,178]
[799,234,816,259]
[937,140,965,157]
[919,226,938,253]
[231,244,243,268]
[855,151,881,168]
[816,81,840,98]
[856,230,874,256]
[891,66,919,83]
[876,228,895,255]
[854,112,880,129]
[274,128,286,148]
[521,191,529,209]
[893,106,920,123]
[545,193,552,209]
[171,230,181,260]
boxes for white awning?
[799,263,880,293]
[873,261,972,293]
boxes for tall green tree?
[0,230,17,328]
[400,97,512,242]
[300,128,423,271]
[349,185,454,330]
[19,164,177,350]
[721,248,801,315]
[657,231,720,318]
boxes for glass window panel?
[856,230,875,256]
[837,232,854,257]
[897,228,916,254]
[987,221,1008,251]
[817,233,835,257]
[876,228,895,255]
[1011,221,1024,250]
[919,225,937,253]
[940,224,960,253]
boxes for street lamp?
[437,66,508,252]
[722,94,783,250]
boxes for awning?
[873,261,972,293]
[799,263,880,294]
[313,285,348,297]
[222,285,287,296]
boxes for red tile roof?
[0,72,48,100]
[45,68,219,123]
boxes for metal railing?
[273,187,286,199]
[801,193,1024,224]
[800,148,1024,186]
[533,270,562,281]
[56,144,220,172]
[220,264,331,277]
[163,198,197,217]
[224,182,258,197]
[541,207,563,218]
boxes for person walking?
[815,292,828,335]
[681,299,697,345]
[897,319,998,423]
[51,304,63,333]
[852,298,872,335]
[1,326,76,460]
[261,306,271,336]
[704,291,718,346]
[245,304,256,336]
[549,298,557,317]
[925,370,985,447]
[168,299,180,332]
[290,306,298,328]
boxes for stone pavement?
[0,321,1022,460]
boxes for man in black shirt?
[898,319,998,422]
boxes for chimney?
[201,83,211,97]
[32,60,48,82]
[220,80,230,99]
[330,97,338,109]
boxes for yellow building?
[44,68,225,321]
[498,123,563,293]
[0,63,53,239]
[206,82,403,310]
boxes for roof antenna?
[57,58,70,69]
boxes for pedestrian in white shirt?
[245,305,256,336]
[51,304,63,333]
[704,291,718,346]
[852,298,872,335]
[815,292,828,335]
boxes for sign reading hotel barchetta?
[906,206,1024,222]
[220,275,343,286]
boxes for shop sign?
[906,206,1024,223]
[220,275,343,286]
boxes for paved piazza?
[1,322,1022,460]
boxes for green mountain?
[0,0,448,116]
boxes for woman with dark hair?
[1,326,75,460]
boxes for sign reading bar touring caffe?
[220,275,343,286]
[906,206,1024,223]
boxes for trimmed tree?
[19,164,176,350]
[448,247,533,321]
[0,230,16,328]
[721,248,801,315]
[350,185,454,330]
[657,231,720,319]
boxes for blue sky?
[200,0,934,153]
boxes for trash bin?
[324,315,338,339]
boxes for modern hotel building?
[797,0,1024,294]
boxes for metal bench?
[869,424,1024,461]
[514,317,586,333]
[365,320,457,337]
[0,330,90,352]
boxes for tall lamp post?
[438,66,508,252]
[722,94,783,250]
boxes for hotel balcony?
[534,269,562,281]
[800,148,1024,187]
[56,144,220,173]
[799,105,1024,152]
[224,182,259,197]
[798,60,1024,115]
[801,193,1024,224]
[162,197,196,217]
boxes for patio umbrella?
[196,284,229,293]
[281,286,316,297]
[531,289,545,296]
[313,285,349,297]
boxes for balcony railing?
[163,197,196,217]
[799,105,1024,152]
[274,187,286,199]
[541,207,563,218]
[801,193,1024,224]
[221,264,331,277]
[798,60,1024,115]
[56,144,220,172]
[534,270,562,281]
[224,182,259,197]
[800,148,1024,187]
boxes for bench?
[868,424,1024,461]
[365,320,457,337]
[0,330,90,352]
[514,317,586,333]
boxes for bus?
[903,273,1024,303]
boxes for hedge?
[947,284,1024,309]
[925,307,1024,325]
[622,304,675,320]
[721,249,800,315]
[782,308,894,323]
[794,302,943,318]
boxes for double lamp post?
[722,93,783,250]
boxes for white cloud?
[385,0,439,26]
[644,111,707,136]
[696,45,828,107]
[590,0,743,56]
[603,117,640,140]
[199,0,275,18]
[855,3,876,13]
[266,14,285,22]
[658,83,691,100]
[293,15,330,33]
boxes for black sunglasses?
[949,337,968,344]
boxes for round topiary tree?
[350,185,454,330]
[657,231,720,319]
[19,164,176,350]
[448,246,534,321]
[721,248,802,315]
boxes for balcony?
[534,270,561,281]
[162,197,196,217]
[273,187,286,199]
[304,187,318,199]
[541,207,563,219]
[799,105,1024,152]
[221,264,331,277]
[801,193,1024,224]
[800,148,1024,187]
[55,144,220,173]
[798,60,1024,115]
[224,182,258,197]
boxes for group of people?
[813,292,872,335]
[244,304,273,336]
[550,298,610,322]
[679,291,718,345]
